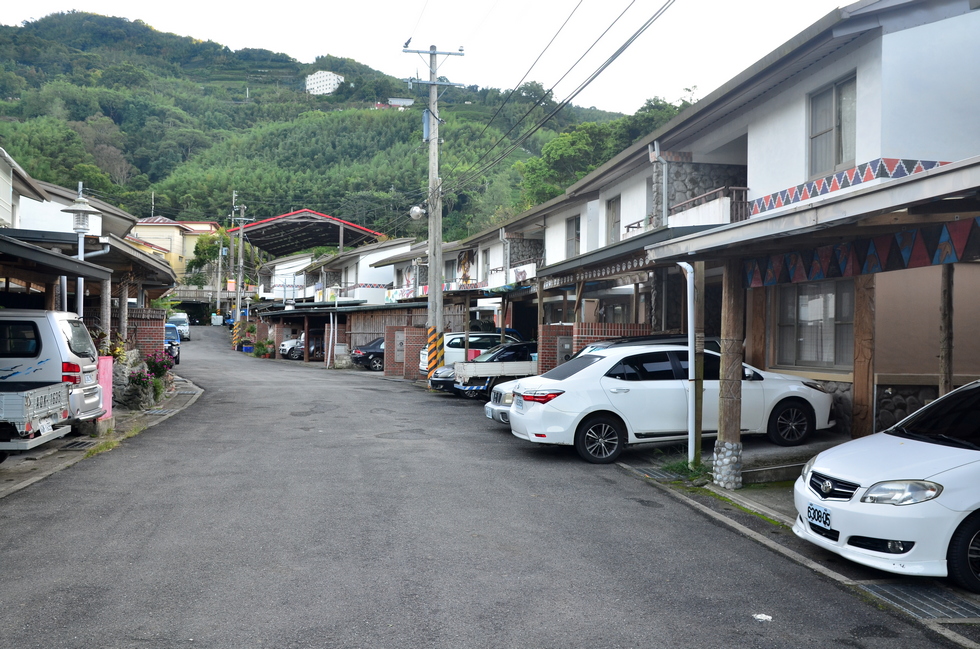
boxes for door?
[674,350,765,432]
[598,351,688,437]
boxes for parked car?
[418,331,520,376]
[570,334,721,360]
[280,333,317,360]
[486,378,521,425]
[793,380,980,592]
[509,344,834,463]
[0,310,104,426]
[167,312,190,340]
[351,337,385,371]
[164,323,181,365]
[428,342,537,397]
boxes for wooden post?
[537,279,544,327]
[693,261,705,466]
[632,283,640,324]
[715,258,745,490]
[852,274,875,437]
[746,287,766,369]
[303,315,309,363]
[939,264,954,397]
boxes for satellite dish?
[409,205,426,220]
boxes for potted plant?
[252,341,267,357]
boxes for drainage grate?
[861,583,980,619]
[144,409,176,416]
[631,466,685,481]
[60,440,98,451]
[176,390,198,395]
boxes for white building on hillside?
[306,70,344,95]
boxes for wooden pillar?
[939,264,954,397]
[44,283,57,310]
[632,283,640,324]
[714,258,745,490]
[852,274,875,438]
[100,278,111,347]
[118,276,130,345]
[745,287,766,369]
[303,315,310,363]
[536,279,544,326]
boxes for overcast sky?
[2,0,846,114]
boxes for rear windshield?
[59,319,98,359]
[887,383,980,449]
[539,355,603,381]
[0,321,41,357]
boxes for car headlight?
[433,367,455,378]
[802,381,828,393]
[860,481,943,505]
[801,455,817,479]
[502,392,514,405]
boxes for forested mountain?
[0,11,686,243]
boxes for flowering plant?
[145,350,174,378]
[128,369,153,388]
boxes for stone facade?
[650,162,747,228]
[509,238,545,266]
[820,381,854,437]
[875,385,936,432]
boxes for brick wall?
[536,324,573,374]
[572,322,652,354]
[129,307,167,357]
[385,326,427,380]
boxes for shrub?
[145,349,174,378]
[152,377,165,400]
[128,369,152,388]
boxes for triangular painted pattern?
[749,158,948,216]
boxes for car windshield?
[165,327,179,342]
[473,344,511,362]
[887,383,980,447]
[539,354,603,380]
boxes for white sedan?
[793,380,980,592]
[509,344,834,463]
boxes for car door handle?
[609,388,630,394]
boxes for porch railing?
[669,186,750,223]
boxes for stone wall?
[875,385,936,432]
[650,162,747,228]
[509,238,545,266]
[821,381,854,437]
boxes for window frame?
[808,75,857,179]
[606,196,621,245]
[565,215,581,259]
[773,278,855,370]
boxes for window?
[605,352,676,381]
[482,249,491,280]
[565,215,580,258]
[444,259,455,283]
[809,76,856,177]
[607,196,621,244]
[776,279,854,368]
[0,322,40,357]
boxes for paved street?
[0,326,958,648]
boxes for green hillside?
[0,11,684,243]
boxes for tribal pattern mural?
[744,217,980,287]
[750,158,949,216]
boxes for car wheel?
[174,352,180,365]
[575,415,625,464]
[948,513,980,593]
[766,400,814,446]
[288,348,302,360]
[368,356,384,371]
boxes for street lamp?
[245,296,252,320]
[61,183,101,317]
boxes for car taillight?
[62,362,81,384]
[520,390,564,404]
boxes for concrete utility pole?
[403,44,463,376]
[235,204,248,323]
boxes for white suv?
[418,332,520,376]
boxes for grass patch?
[84,439,119,458]
[661,458,713,481]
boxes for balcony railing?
[670,186,749,223]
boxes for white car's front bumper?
[792,475,961,577]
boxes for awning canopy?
[230,210,383,257]
[0,233,111,283]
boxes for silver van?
[167,312,190,340]
[0,310,105,424]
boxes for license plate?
[485,405,493,420]
[84,373,95,384]
[514,396,524,411]
[39,417,53,434]
[806,502,832,530]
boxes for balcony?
[668,186,749,227]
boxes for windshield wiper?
[890,426,980,450]
[935,435,980,451]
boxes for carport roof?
[229,209,383,257]
[0,233,112,282]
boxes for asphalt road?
[0,326,957,648]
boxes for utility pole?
[403,44,463,377]
[235,204,248,323]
